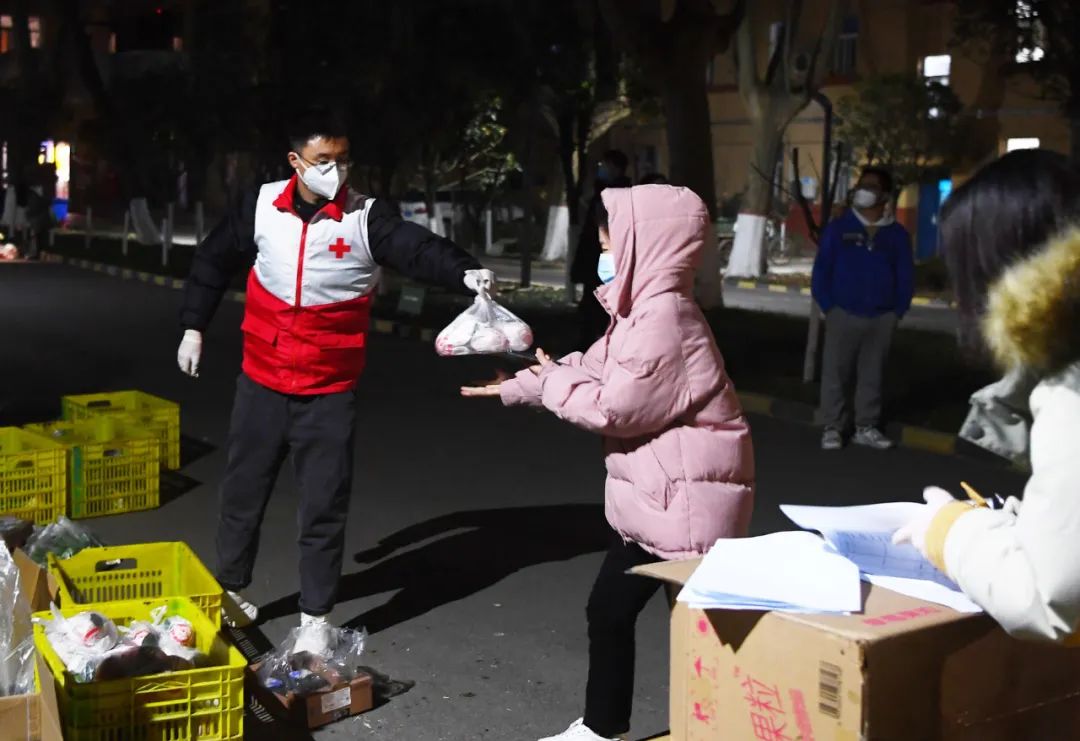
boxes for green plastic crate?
[24,418,160,519]
[0,427,67,524]
[63,391,181,470]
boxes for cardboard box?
[0,550,62,741]
[247,662,374,729]
[635,558,1080,741]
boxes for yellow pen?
[960,481,989,508]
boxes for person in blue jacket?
[812,166,914,451]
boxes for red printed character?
[750,711,792,741]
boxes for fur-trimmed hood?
[983,229,1080,372]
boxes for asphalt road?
[0,263,1016,740]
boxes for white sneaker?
[221,590,259,628]
[293,613,337,656]
[539,718,627,741]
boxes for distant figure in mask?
[812,167,914,451]
[571,150,631,350]
[177,107,494,650]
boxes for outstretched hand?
[461,369,511,398]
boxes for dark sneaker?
[821,428,844,451]
[853,427,895,450]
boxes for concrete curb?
[723,277,953,309]
[46,252,995,463]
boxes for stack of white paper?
[780,503,983,613]
[677,531,863,614]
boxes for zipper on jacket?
[294,221,310,308]
[291,221,310,392]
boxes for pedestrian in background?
[812,166,914,451]
[894,149,1080,644]
[571,150,631,350]
[464,185,754,741]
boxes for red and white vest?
[242,177,379,395]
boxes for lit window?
[109,32,117,54]
[922,55,952,83]
[1015,2,1046,64]
[1,15,12,55]
[28,16,40,49]
[1007,137,1040,151]
[172,36,183,52]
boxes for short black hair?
[601,149,629,173]
[596,199,609,230]
[858,166,894,195]
[940,148,1080,351]
[287,107,349,153]
[639,172,669,185]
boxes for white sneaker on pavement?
[293,613,337,656]
[221,590,259,628]
[538,718,627,741]
[821,427,843,451]
[853,426,896,450]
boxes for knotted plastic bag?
[435,294,533,357]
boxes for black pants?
[216,373,356,616]
[583,536,662,737]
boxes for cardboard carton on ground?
[0,550,62,741]
[247,661,374,730]
[635,558,1080,741]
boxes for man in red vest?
[177,108,494,651]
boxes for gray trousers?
[819,309,897,430]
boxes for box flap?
[37,655,63,741]
[637,557,984,642]
[631,558,701,586]
[13,550,57,613]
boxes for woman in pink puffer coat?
[464,184,754,741]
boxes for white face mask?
[295,157,345,200]
[852,188,880,209]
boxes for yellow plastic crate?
[33,596,244,741]
[0,427,67,524]
[49,542,223,628]
[24,418,161,520]
[62,391,181,470]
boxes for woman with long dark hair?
[894,149,1080,642]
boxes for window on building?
[832,15,858,77]
[172,36,183,52]
[1015,1,1046,64]
[1007,137,1040,152]
[0,15,12,54]
[922,54,952,119]
[922,54,952,85]
[28,16,41,48]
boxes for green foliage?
[837,74,966,187]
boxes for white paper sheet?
[677,531,863,614]
[862,574,984,614]
[780,503,960,590]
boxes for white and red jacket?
[181,176,481,395]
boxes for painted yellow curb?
[736,280,757,290]
[737,392,774,416]
[767,284,789,293]
[900,426,957,456]
[372,319,395,334]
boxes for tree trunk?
[660,43,717,215]
[727,113,786,278]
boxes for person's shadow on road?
[258,504,610,634]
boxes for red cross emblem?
[329,238,351,259]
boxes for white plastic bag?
[0,544,34,697]
[435,294,533,357]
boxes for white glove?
[891,486,958,555]
[464,269,497,296]
[177,329,203,378]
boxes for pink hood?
[598,184,709,317]
[501,185,755,559]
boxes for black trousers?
[583,536,662,737]
[216,373,356,616]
